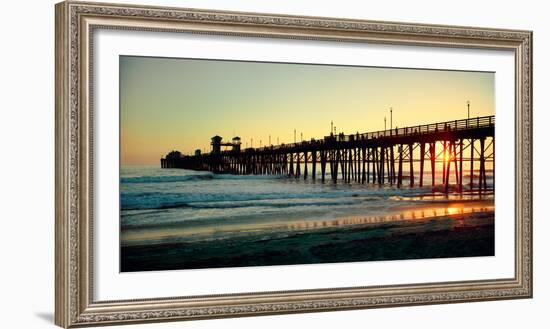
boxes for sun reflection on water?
[283,205,493,231]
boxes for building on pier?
[211,135,223,155]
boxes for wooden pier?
[161,115,495,193]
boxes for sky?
[120,55,494,165]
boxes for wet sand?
[121,209,494,272]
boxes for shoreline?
[121,197,494,247]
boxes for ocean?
[120,165,495,271]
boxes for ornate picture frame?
[55,1,532,327]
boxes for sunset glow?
[120,56,495,165]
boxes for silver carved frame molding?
[55,1,533,327]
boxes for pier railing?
[245,115,494,152]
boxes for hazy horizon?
[120,56,495,166]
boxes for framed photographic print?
[55,1,532,327]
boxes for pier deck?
[161,115,494,193]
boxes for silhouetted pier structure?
[161,115,494,193]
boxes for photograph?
[119,56,495,272]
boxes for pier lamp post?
[294,129,296,143]
[384,116,387,131]
[301,132,303,142]
[467,100,470,128]
[331,120,333,135]
[390,107,393,130]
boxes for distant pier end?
[160,116,495,193]
[160,136,243,172]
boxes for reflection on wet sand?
[122,198,494,247]
[285,204,494,231]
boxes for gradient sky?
[120,56,494,165]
